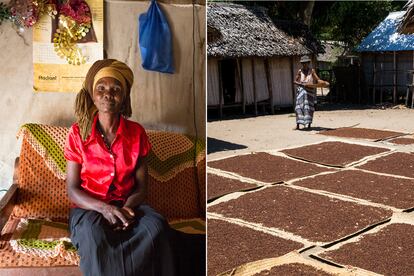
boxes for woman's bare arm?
[123,157,148,211]
[66,160,131,227]
[293,70,303,86]
[312,69,330,86]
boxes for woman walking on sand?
[293,55,329,130]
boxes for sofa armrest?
[0,158,19,233]
[0,184,18,233]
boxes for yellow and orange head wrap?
[75,59,134,140]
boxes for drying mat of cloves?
[388,136,414,145]
[251,262,334,276]
[208,186,392,243]
[208,153,333,183]
[207,173,260,202]
[281,141,390,168]
[207,219,303,276]
[317,223,414,276]
[291,170,414,210]
[358,152,414,178]
[218,252,357,276]
[318,127,405,141]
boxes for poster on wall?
[33,0,103,93]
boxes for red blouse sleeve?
[140,128,151,157]
[64,125,83,164]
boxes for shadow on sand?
[297,126,335,132]
[207,137,247,154]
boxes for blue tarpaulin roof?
[357,11,414,52]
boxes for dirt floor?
[208,105,414,160]
[207,105,414,275]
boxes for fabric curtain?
[269,57,294,106]
[207,59,220,106]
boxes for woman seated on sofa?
[64,59,175,276]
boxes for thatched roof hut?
[207,3,323,116]
[208,3,322,58]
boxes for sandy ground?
[208,105,414,161]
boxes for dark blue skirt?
[69,205,176,276]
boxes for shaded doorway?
[219,59,237,105]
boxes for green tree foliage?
[311,1,407,51]
[226,1,407,51]
[0,2,10,25]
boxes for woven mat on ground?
[318,223,414,276]
[221,252,353,276]
[208,153,333,183]
[207,174,259,202]
[388,136,414,145]
[358,152,414,178]
[319,127,405,141]
[281,141,390,168]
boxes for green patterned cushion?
[10,218,79,263]
[17,124,206,182]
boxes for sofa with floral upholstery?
[0,123,206,275]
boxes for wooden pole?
[290,57,296,109]
[373,54,377,104]
[264,58,274,114]
[329,69,333,103]
[412,51,414,108]
[251,58,258,116]
[411,52,414,107]
[393,51,397,105]
[380,58,383,105]
[358,54,362,104]
[218,60,223,119]
[237,59,246,114]
[407,53,414,107]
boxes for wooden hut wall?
[269,57,294,106]
[361,53,375,90]
[380,53,394,88]
[361,51,414,95]
[207,58,221,105]
[397,51,414,85]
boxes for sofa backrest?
[12,124,205,221]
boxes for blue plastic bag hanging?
[139,0,174,74]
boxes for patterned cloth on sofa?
[0,216,206,267]
[0,123,205,268]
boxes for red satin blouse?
[64,114,151,204]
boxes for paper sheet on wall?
[33,0,103,93]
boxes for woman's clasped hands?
[101,204,136,231]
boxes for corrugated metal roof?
[357,11,414,52]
